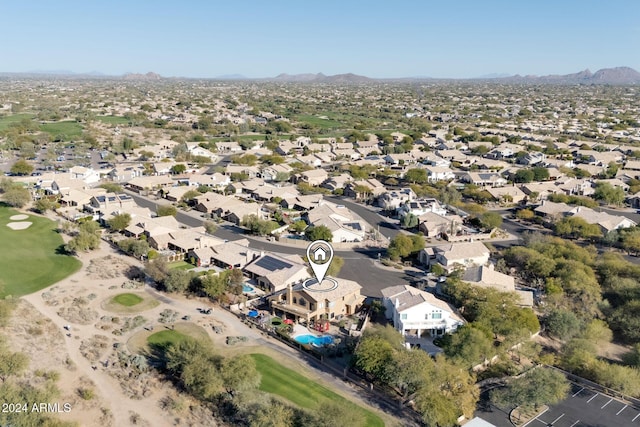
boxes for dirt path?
[18,239,400,426]
[24,282,170,426]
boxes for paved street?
[125,191,409,296]
[325,195,402,240]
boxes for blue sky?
[2,0,638,78]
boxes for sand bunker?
[9,214,29,220]
[6,222,32,230]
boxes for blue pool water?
[247,309,259,318]
[243,284,255,293]
[294,334,334,346]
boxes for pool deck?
[292,324,320,338]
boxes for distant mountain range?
[122,72,163,81]
[1,67,639,84]
[270,72,372,83]
[267,67,640,85]
[489,67,640,85]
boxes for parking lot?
[526,383,640,427]
[478,383,640,427]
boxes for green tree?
[164,338,222,401]
[33,197,59,213]
[9,159,33,176]
[593,182,625,206]
[532,166,550,181]
[404,168,428,184]
[441,324,494,367]
[163,269,193,293]
[181,189,201,203]
[231,154,258,165]
[352,184,373,202]
[621,229,640,254]
[260,154,285,165]
[170,164,187,174]
[555,216,602,240]
[386,348,434,399]
[247,399,295,427]
[203,220,218,235]
[66,221,101,253]
[289,220,307,234]
[117,238,150,258]
[514,169,534,183]
[99,183,123,193]
[157,205,177,217]
[274,171,290,182]
[107,213,131,231]
[242,214,280,236]
[401,213,419,229]
[312,401,364,427]
[2,186,31,208]
[387,234,414,260]
[413,355,479,426]
[545,308,583,341]
[145,258,170,285]
[516,208,535,220]
[220,354,261,396]
[582,319,613,345]
[479,212,503,230]
[327,255,344,277]
[353,335,395,382]
[305,225,333,242]
[490,368,570,412]
[0,349,29,383]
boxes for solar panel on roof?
[253,256,292,271]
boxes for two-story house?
[269,277,365,324]
[381,284,464,337]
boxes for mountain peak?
[271,72,371,83]
[122,71,163,81]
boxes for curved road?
[125,191,410,297]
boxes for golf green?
[112,293,143,307]
[147,330,191,348]
[0,206,81,297]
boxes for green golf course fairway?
[250,353,385,427]
[0,205,81,297]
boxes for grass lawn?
[96,115,131,125]
[112,293,143,307]
[294,114,345,129]
[147,329,191,349]
[0,114,35,131]
[250,353,384,427]
[0,206,81,297]
[168,261,195,270]
[39,121,83,139]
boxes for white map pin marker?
[306,240,334,284]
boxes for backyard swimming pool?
[242,283,255,293]
[294,334,334,346]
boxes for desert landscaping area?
[1,228,390,426]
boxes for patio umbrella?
[283,319,294,325]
